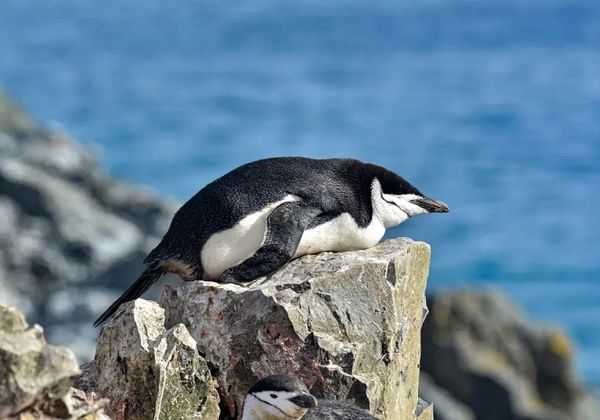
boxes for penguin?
[94,157,448,326]
[241,374,377,420]
[241,375,317,420]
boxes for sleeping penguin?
[94,157,448,326]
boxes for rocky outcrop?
[420,291,600,420]
[159,238,431,419]
[0,303,109,419]
[0,91,176,359]
[81,299,220,420]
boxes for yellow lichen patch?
[471,348,508,372]
[548,331,572,358]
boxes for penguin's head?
[242,375,317,420]
[370,165,449,228]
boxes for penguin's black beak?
[289,393,317,408]
[411,197,449,213]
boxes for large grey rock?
[161,238,431,420]
[0,303,109,419]
[88,299,220,420]
[421,291,600,420]
[0,90,176,360]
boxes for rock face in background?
[0,91,176,359]
[0,303,109,419]
[81,299,220,420]
[420,291,600,420]
[161,238,432,420]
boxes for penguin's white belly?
[294,213,385,258]
[201,195,298,280]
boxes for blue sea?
[1,0,599,385]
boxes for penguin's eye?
[270,393,278,399]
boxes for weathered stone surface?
[89,299,220,420]
[0,90,176,360]
[0,304,28,334]
[0,303,108,419]
[65,388,112,420]
[7,387,113,420]
[161,238,431,419]
[421,291,600,420]
[416,398,435,420]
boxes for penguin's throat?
[370,179,410,228]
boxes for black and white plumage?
[94,157,448,326]
[241,375,377,420]
[241,375,317,420]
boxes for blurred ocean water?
[1,0,599,384]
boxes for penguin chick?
[242,375,377,420]
[94,157,448,326]
[242,375,317,420]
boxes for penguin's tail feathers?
[93,264,164,328]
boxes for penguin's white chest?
[294,213,385,258]
[200,202,385,280]
[201,195,299,280]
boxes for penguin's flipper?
[220,201,321,284]
[93,264,164,327]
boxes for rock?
[419,373,474,420]
[0,90,176,360]
[0,91,41,139]
[0,303,109,419]
[416,398,435,420]
[88,299,220,420]
[421,291,600,420]
[160,238,431,420]
[0,303,28,333]
[0,303,79,418]
[68,388,112,420]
